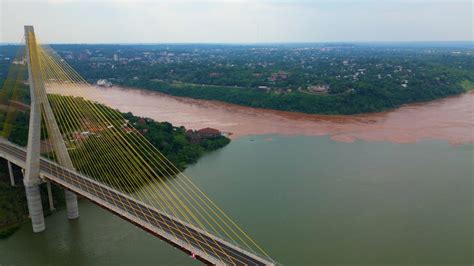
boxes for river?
[1,86,473,265]
[47,85,474,145]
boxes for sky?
[0,0,472,44]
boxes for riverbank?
[121,77,472,115]
[0,160,65,239]
[47,84,474,145]
[0,93,231,238]
[0,177,27,238]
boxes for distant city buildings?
[79,50,91,60]
[44,44,472,101]
[97,79,112,87]
[186,127,222,143]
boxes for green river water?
[0,135,472,265]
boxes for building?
[97,79,112,87]
[197,128,221,138]
[79,51,90,60]
[186,127,222,144]
[209,72,221,77]
[307,85,329,94]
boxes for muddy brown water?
[47,84,473,145]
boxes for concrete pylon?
[40,61,80,219]
[24,26,79,231]
[64,190,79,218]
[24,184,45,232]
[24,25,45,233]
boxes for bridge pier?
[65,190,79,219]
[7,160,15,186]
[24,182,45,233]
[24,25,46,233]
[46,182,55,211]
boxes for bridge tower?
[24,25,79,233]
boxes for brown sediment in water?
[47,84,474,145]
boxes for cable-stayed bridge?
[0,26,275,265]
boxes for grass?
[0,223,21,239]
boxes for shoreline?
[120,84,474,118]
[46,84,474,145]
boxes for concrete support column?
[24,183,45,233]
[65,189,79,219]
[24,25,45,233]
[25,25,79,225]
[46,182,55,211]
[7,161,15,186]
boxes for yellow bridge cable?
[38,41,272,262]
[41,49,250,256]
[38,45,227,235]
[35,45,231,262]
[34,50,220,260]
[37,49,244,256]
[40,43,271,260]
[41,44,260,252]
[35,43,241,264]
[1,39,27,138]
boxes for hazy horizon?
[1,41,473,46]
[1,0,472,44]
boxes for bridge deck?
[0,140,274,266]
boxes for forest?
[41,43,474,114]
[2,43,473,114]
[0,81,230,237]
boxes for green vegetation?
[460,79,474,91]
[0,81,59,238]
[54,95,229,191]
[30,43,473,115]
[0,82,230,237]
[123,77,469,114]
[0,79,30,147]
[0,110,29,146]
[46,95,229,173]
[0,172,27,238]
[2,44,473,114]
[0,160,66,238]
[122,112,230,169]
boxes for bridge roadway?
[0,140,274,266]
